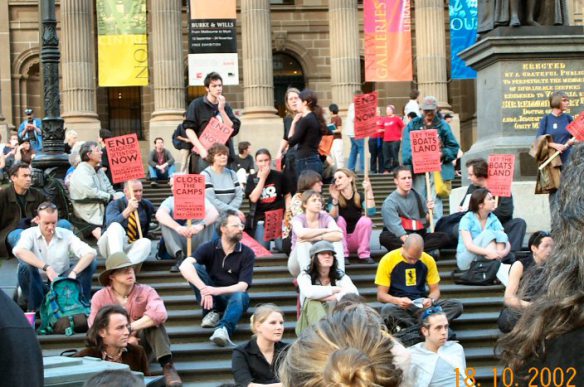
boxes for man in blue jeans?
[345,90,365,172]
[179,209,255,347]
[13,202,97,311]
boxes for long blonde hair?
[279,308,403,387]
[335,168,362,209]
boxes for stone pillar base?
[64,119,101,142]
[238,116,284,155]
[149,119,183,168]
[450,181,550,234]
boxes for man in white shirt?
[407,307,468,387]
[14,202,97,312]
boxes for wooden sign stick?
[363,137,370,213]
[538,139,573,170]
[425,172,434,232]
[187,219,192,257]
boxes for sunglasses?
[421,305,443,321]
[37,202,57,212]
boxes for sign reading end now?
[105,133,145,184]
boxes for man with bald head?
[375,234,463,334]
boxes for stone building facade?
[0,0,582,156]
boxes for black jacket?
[232,338,288,386]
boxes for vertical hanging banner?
[364,0,413,82]
[449,0,478,79]
[96,0,148,86]
[188,0,239,86]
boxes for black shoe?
[150,181,159,188]
[428,249,440,261]
[344,257,350,266]
[361,257,376,264]
[170,251,185,273]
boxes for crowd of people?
[0,75,581,387]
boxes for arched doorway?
[273,53,305,117]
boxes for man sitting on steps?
[179,210,255,347]
[89,252,182,386]
[155,172,219,272]
[376,234,463,336]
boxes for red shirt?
[379,115,405,142]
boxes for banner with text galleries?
[364,0,413,82]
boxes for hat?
[24,108,33,115]
[309,241,336,258]
[98,252,141,286]
[421,96,438,111]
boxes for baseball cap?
[421,96,438,111]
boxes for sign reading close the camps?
[104,134,146,184]
[354,91,379,139]
[198,117,234,150]
[263,209,284,242]
[410,130,442,174]
[173,174,206,220]
[487,154,515,197]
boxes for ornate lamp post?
[33,0,68,177]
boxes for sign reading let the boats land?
[173,174,206,220]
[104,133,145,184]
[487,154,515,197]
[410,129,441,174]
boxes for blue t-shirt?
[536,113,573,164]
[456,212,504,255]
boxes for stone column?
[415,0,450,108]
[238,0,282,153]
[0,0,12,131]
[61,0,101,139]
[329,0,361,109]
[149,0,185,162]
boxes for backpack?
[172,124,185,150]
[452,258,501,286]
[39,277,90,336]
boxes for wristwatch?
[42,264,50,272]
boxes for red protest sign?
[487,154,515,197]
[566,112,584,141]
[410,129,442,174]
[199,117,234,150]
[354,91,379,139]
[104,134,145,184]
[263,209,284,241]
[241,231,272,257]
[173,174,206,219]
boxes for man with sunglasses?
[407,307,468,386]
[375,233,463,334]
[179,209,255,347]
[13,201,97,312]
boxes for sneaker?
[210,326,232,347]
[361,257,376,264]
[162,362,183,386]
[170,251,185,273]
[201,311,220,328]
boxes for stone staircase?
[38,174,506,386]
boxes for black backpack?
[452,258,501,286]
[172,124,186,150]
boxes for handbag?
[453,258,501,286]
[434,171,452,198]
[318,135,334,156]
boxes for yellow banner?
[97,0,148,86]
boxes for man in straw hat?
[89,252,182,386]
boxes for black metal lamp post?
[33,0,68,177]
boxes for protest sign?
[241,232,272,257]
[263,209,284,242]
[354,91,379,139]
[173,174,206,219]
[199,117,234,150]
[566,112,584,141]
[410,130,442,174]
[104,134,145,184]
[487,154,515,197]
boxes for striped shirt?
[201,166,243,215]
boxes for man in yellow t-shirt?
[375,234,463,333]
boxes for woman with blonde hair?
[328,168,376,264]
[232,304,287,387]
[279,307,404,387]
[64,129,79,154]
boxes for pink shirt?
[89,284,168,327]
